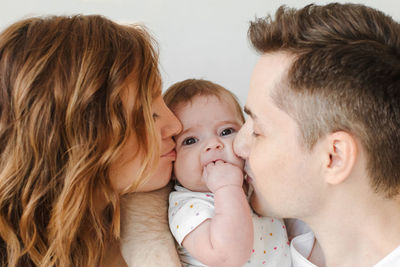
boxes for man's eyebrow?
[244,106,256,119]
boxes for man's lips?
[244,163,254,183]
[244,173,253,183]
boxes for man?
[234,3,400,266]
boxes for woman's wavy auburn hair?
[0,15,161,266]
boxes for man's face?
[234,52,325,219]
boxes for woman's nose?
[233,122,251,159]
[161,108,182,139]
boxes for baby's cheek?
[174,151,198,178]
[174,149,186,166]
[232,155,245,169]
[173,154,185,178]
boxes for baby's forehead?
[174,95,242,118]
[175,97,243,128]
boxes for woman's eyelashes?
[152,113,159,121]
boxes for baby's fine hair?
[163,79,244,124]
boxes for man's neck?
[304,191,400,267]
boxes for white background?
[1,0,399,105]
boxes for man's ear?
[323,131,357,185]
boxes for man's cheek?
[249,154,262,179]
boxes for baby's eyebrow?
[219,120,241,126]
[175,127,194,139]
[176,120,241,139]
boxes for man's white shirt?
[287,220,400,267]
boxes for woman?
[0,15,181,266]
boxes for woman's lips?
[161,149,176,159]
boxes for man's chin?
[250,191,269,216]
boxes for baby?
[165,79,291,267]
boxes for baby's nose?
[205,139,224,152]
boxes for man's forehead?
[247,52,293,111]
[251,52,293,86]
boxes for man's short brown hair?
[249,3,400,197]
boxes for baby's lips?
[204,158,225,167]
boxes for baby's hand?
[202,160,243,193]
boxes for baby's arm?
[182,161,253,267]
[120,183,181,267]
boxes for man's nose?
[234,122,251,159]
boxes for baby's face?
[173,95,244,192]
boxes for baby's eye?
[220,127,235,136]
[182,137,198,146]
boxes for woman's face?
[109,93,182,193]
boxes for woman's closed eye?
[220,127,235,136]
[152,113,159,121]
[182,136,198,146]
